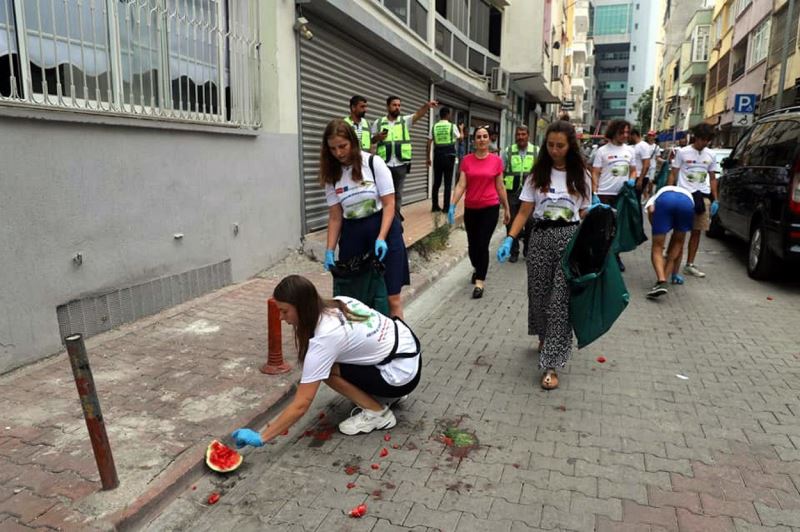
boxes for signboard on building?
[733,113,754,127]
[734,94,757,114]
[561,100,576,111]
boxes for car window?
[760,120,800,167]
[738,122,775,167]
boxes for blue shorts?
[652,191,694,235]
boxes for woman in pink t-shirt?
[447,126,510,298]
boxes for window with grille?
[707,63,718,96]
[747,17,770,68]
[734,0,752,19]
[717,52,730,89]
[769,5,799,68]
[0,0,260,128]
[692,25,710,62]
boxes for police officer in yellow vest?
[426,106,461,212]
[371,95,438,219]
[344,95,372,151]
[504,125,538,262]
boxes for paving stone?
[539,505,595,532]
[0,490,57,524]
[676,508,736,531]
[754,503,800,527]
[598,479,648,505]
[403,502,461,531]
[438,490,494,519]
[569,494,622,520]
[595,516,652,532]
[546,471,597,497]
[700,493,761,524]
[488,498,542,527]
[455,512,513,532]
[621,500,678,531]
[647,486,702,513]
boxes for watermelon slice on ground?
[205,439,243,473]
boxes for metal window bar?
[0,0,258,127]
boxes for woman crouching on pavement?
[230,275,421,448]
[496,121,591,390]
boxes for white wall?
[0,2,301,373]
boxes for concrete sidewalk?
[0,219,468,530]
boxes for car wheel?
[747,220,777,280]
[706,213,725,239]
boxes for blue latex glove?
[496,236,514,263]
[447,205,456,225]
[591,194,601,206]
[231,428,263,448]
[710,200,719,217]
[626,179,636,187]
[323,249,335,271]
[375,239,388,261]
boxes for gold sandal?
[541,370,559,390]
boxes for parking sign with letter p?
[734,94,757,114]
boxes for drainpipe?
[776,0,796,110]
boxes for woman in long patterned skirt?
[497,121,592,389]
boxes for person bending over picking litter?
[230,275,421,448]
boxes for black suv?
[711,107,800,279]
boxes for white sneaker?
[683,264,706,278]
[338,407,396,435]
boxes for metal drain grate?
[56,260,232,342]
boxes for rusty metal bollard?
[261,298,291,375]
[64,334,119,490]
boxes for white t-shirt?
[648,144,661,179]
[519,169,592,222]
[300,297,420,386]
[672,145,716,194]
[644,185,693,210]
[325,152,395,219]
[371,115,414,167]
[634,140,653,177]
[592,143,635,195]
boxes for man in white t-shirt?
[645,131,663,199]
[631,129,654,202]
[591,119,637,271]
[371,96,438,219]
[669,123,718,279]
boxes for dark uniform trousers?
[432,150,456,211]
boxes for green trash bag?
[562,205,630,348]
[613,182,647,253]
[655,160,670,191]
[330,252,390,316]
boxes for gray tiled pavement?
[147,231,800,531]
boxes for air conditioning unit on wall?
[489,67,510,95]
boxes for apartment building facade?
[759,0,800,113]
[704,0,735,146]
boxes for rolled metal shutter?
[298,22,431,233]
[434,87,470,111]
[469,102,502,123]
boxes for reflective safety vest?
[432,120,456,146]
[344,116,372,150]
[504,143,537,192]
[376,116,412,162]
